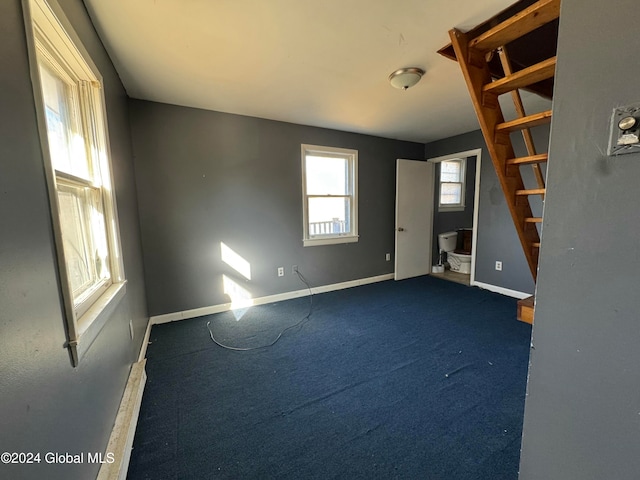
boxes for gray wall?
[425,127,548,295]
[0,1,147,479]
[431,156,476,262]
[129,100,424,317]
[519,0,640,478]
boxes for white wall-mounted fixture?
[389,67,425,90]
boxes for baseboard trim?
[137,318,152,363]
[472,280,531,299]
[97,359,147,480]
[150,273,395,325]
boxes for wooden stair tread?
[506,153,548,165]
[483,57,556,96]
[532,242,541,248]
[469,0,561,53]
[517,296,535,324]
[525,217,543,223]
[516,188,546,195]
[496,110,552,133]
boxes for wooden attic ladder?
[445,0,560,324]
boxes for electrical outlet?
[385,253,391,261]
[277,267,284,277]
[292,265,298,274]
[495,261,503,271]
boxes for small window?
[438,158,466,211]
[301,144,358,246]
[27,0,126,365]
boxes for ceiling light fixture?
[389,67,425,90]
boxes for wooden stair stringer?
[449,27,540,281]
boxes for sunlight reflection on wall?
[220,242,253,320]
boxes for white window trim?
[436,157,466,212]
[24,0,126,366]
[301,144,358,247]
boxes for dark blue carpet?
[128,276,532,479]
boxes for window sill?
[303,235,359,247]
[72,280,127,365]
[438,206,465,212]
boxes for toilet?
[438,230,473,275]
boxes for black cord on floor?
[206,269,314,351]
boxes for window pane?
[57,182,110,300]
[39,64,90,179]
[308,197,350,236]
[440,183,462,205]
[305,155,348,195]
[87,187,110,283]
[440,160,461,182]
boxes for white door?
[395,159,434,280]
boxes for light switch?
[608,102,640,155]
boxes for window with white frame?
[27,0,125,365]
[301,144,358,246]
[438,158,466,211]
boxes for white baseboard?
[150,273,395,325]
[137,318,152,363]
[97,359,147,480]
[472,280,531,299]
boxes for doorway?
[427,149,482,286]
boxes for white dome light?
[389,67,425,90]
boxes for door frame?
[427,148,482,285]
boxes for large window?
[27,0,125,365]
[438,158,466,211]
[301,144,358,246]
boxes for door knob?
[397,227,405,232]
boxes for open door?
[395,159,434,280]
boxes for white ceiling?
[83,0,549,144]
